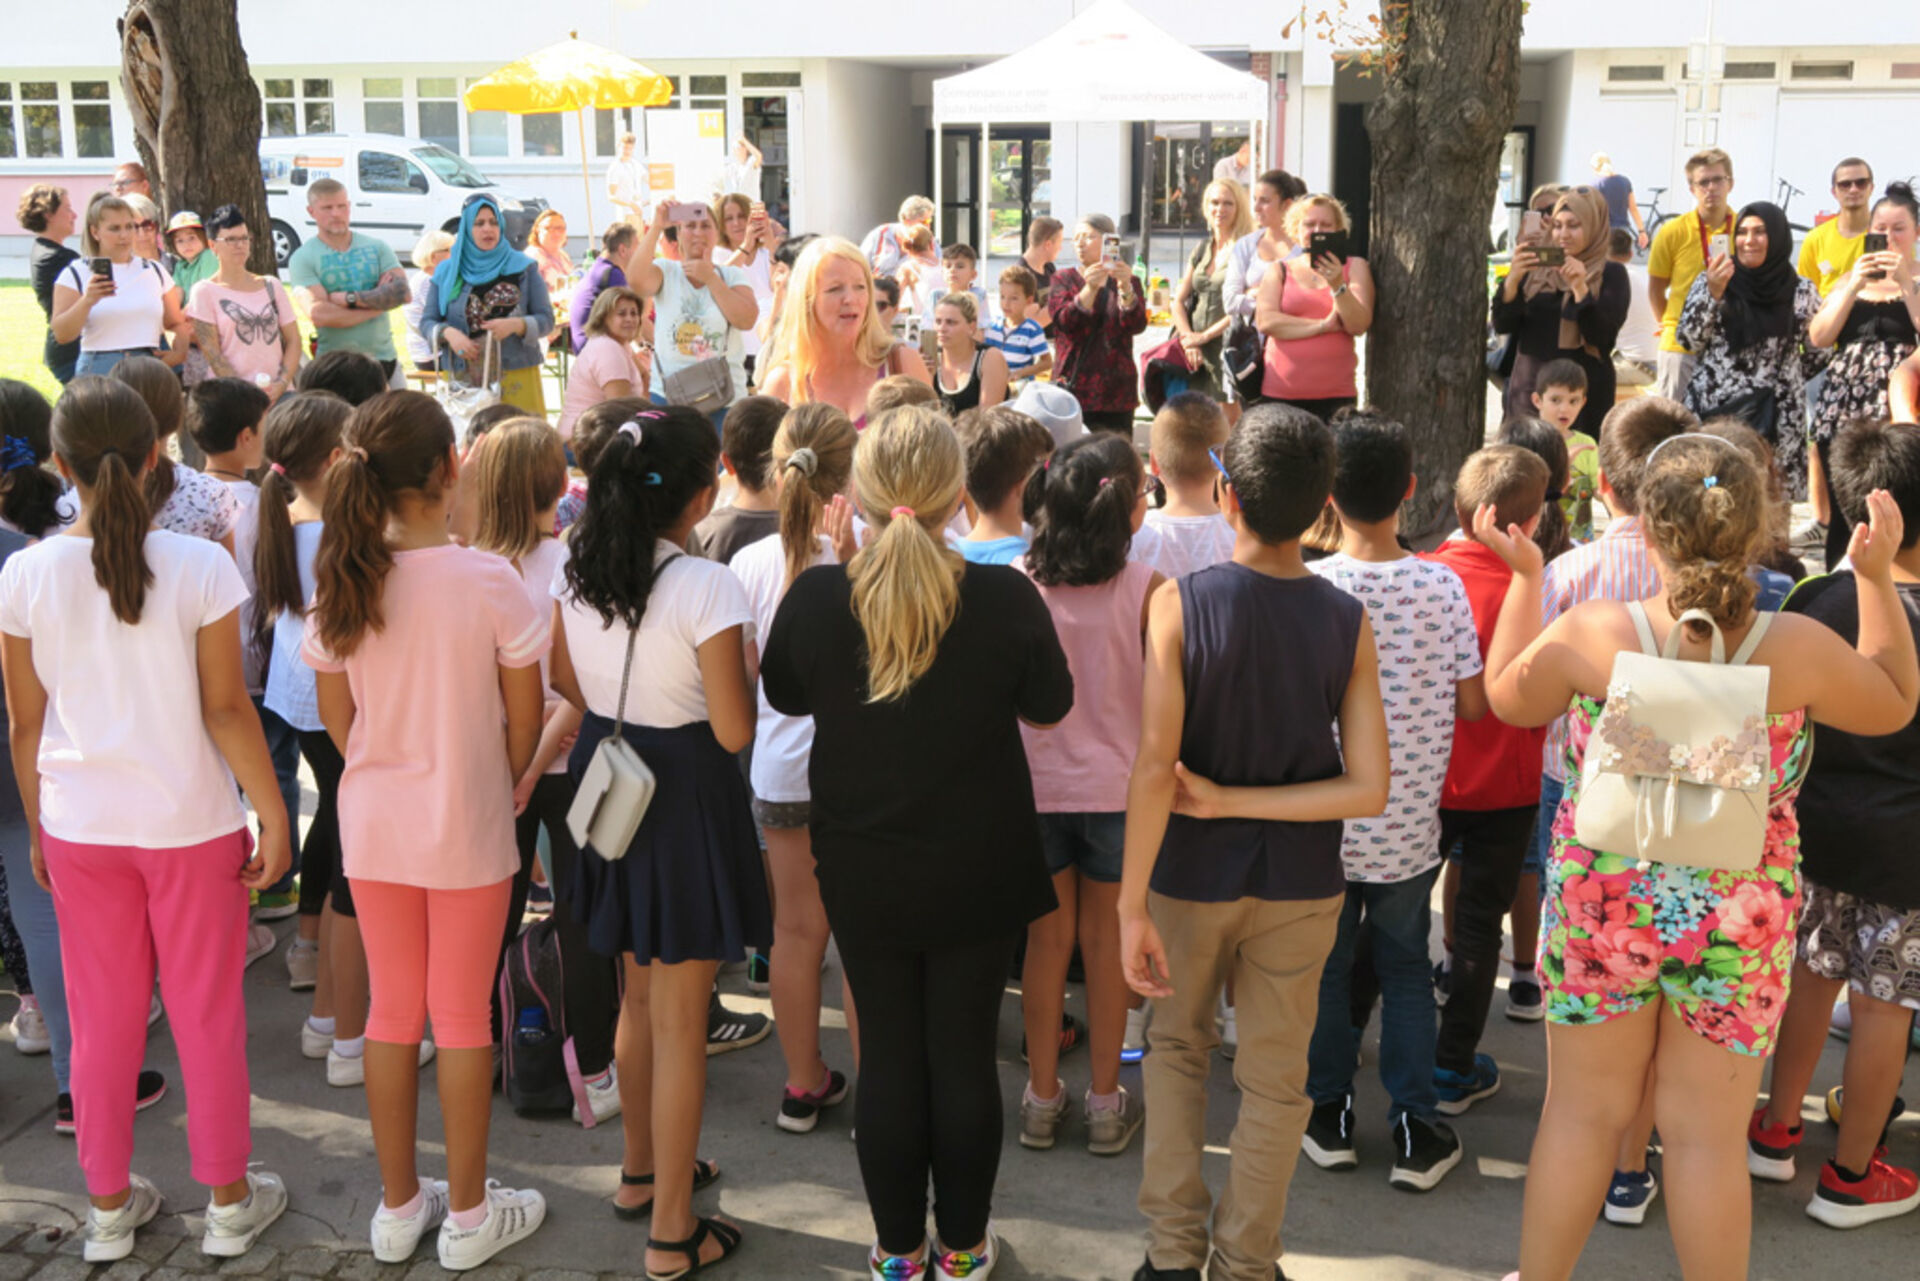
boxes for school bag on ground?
[498,916,599,1122]
[1574,602,1777,872]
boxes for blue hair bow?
[1,436,37,473]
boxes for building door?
[1492,126,1535,253]
[1333,103,1372,260]
[987,129,1051,258]
[740,91,801,232]
[933,127,983,252]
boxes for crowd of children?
[3,332,1920,1281]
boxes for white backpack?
[1573,602,1775,872]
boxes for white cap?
[1012,382,1085,449]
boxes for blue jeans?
[1,817,71,1092]
[1306,866,1441,1122]
[1523,774,1566,878]
[73,348,156,378]
[251,697,303,895]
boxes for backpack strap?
[1626,601,1661,656]
[1667,608,1729,663]
[1728,610,1773,666]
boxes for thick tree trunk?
[119,0,273,275]
[1365,0,1525,536]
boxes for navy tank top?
[1151,563,1363,903]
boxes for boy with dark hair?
[1754,419,1920,1228]
[927,242,990,326]
[1531,358,1599,539]
[1123,402,1390,1281]
[1420,446,1551,1117]
[954,405,1054,565]
[986,264,1052,381]
[688,394,786,564]
[1135,392,1233,577]
[1299,411,1485,1191]
[294,351,388,407]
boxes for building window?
[466,79,507,157]
[1606,65,1664,83]
[595,107,632,158]
[1722,61,1776,81]
[741,72,801,89]
[264,79,296,136]
[1894,62,1920,80]
[21,82,61,158]
[417,77,459,150]
[523,112,564,157]
[0,84,14,159]
[71,81,114,158]
[264,78,332,136]
[303,78,334,132]
[364,77,403,136]
[1791,61,1853,82]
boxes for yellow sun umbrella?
[464,32,673,242]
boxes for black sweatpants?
[1434,805,1538,1075]
[297,730,352,917]
[837,932,1018,1255]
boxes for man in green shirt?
[286,178,409,380]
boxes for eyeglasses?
[215,235,252,246]
[1690,176,1730,189]
[1836,177,1874,191]
[133,220,155,232]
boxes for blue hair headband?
[0,436,37,473]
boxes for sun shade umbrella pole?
[577,106,596,252]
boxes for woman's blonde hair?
[1204,179,1255,243]
[1639,434,1765,643]
[847,405,965,702]
[80,191,133,258]
[584,285,644,340]
[772,402,856,588]
[771,237,895,404]
[934,291,978,327]
[1283,193,1352,243]
[471,418,569,563]
[411,229,454,272]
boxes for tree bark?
[119,0,273,275]
[1365,0,1525,536]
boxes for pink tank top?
[1261,267,1358,401]
[1017,558,1157,813]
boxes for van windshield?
[411,145,492,189]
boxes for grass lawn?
[1,284,64,404]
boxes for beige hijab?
[1523,187,1612,351]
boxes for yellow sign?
[697,111,724,139]
[647,162,675,193]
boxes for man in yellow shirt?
[1647,147,1736,399]
[1798,157,1875,298]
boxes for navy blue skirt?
[567,716,772,964]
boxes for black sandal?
[613,1160,723,1221]
[644,1216,742,1280]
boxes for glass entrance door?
[987,130,1051,257]
[741,92,799,231]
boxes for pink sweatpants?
[351,878,511,1049]
[43,828,254,1197]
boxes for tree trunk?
[1365,0,1525,536]
[119,0,273,275]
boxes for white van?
[260,133,548,268]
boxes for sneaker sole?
[1807,1186,1920,1229]
[706,1023,773,1056]
[1603,1195,1656,1226]
[1748,1149,1797,1182]
[372,1223,435,1264]
[1435,1076,1500,1117]
[253,903,301,922]
[1504,1002,1546,1023]
[1087,1116,1144,1157]
[437,1201,547,1271]
[14,1038,51,1055]
[85,1194,160,1263]
[777,1109,821,1134]
[1300,1137,1358,1171]
[202,1190,287,1257]
[1389,1144,1463,1192]
[1018,1128,1060,1151]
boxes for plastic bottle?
[514,1006,550,1048]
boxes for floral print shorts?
[1798,880,1920,1010]
[1539,697,1810,1057]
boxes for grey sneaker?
[1791,517,1828,549]
[202,1170,289,1257]
[86,1173,163,1262]
[1019,1082,1070,1150]
[1086,1086,1144,1156]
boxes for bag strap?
[608,551,683,739]
[1729,610,1774,666]
[1626,601,1661,656]
[1665,608,1728,663]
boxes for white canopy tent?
[931,0,1268,263]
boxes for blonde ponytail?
[847,406,965,702]
[773,402,856,589]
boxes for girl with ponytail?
[1014,432,1163,1157]
[729,401,859,1134]
[1477,432,1920,1280]
[252,392,372,1081]
[548,405,765,1275]
[0,380,67,538]
[760,404,1073,1280]
[303,390,550,1269]
[108,355,238,548]
[0,375,290,1262]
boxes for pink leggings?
[351,878,511,1049]
[43,829,254,1197]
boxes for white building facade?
[3,0,1916,273]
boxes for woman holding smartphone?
[49,193,190,378]
[1253,193,1374,421]
[1046,214,1148,435]
[1809,181,1920,567]
[714,194,782,390]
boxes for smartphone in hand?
[1101,233,1123,267]
[1308,231,1350,263]
[666,202,707,223]
[1533,245,1566,267]
[1864,232,1889,281]
[1708,232,1730,261]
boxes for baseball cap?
[165,211,205,237]
[1012,382,1085,449]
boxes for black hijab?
[1720,201,1797,353]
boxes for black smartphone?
[1864,232,1889,280]
[1534,245,1566,267]
[90,256,113,277]
[1308,231,1350,263]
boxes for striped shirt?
[984,317,1050,378]
[1538,517,1662,781]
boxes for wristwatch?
[1330,282,1349,299]
[345,291,359,309]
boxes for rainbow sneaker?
[933,1222,996,1279]
[869,1243,927,1280]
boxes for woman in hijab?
[1493,185,1631,436]
[1677,200,1821,499]
[422,193,555,415]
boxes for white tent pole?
[933,115,944,272]
[980,121,990,261]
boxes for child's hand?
[1120,910,1174,999]
[823,494,860,564]
[1170,762,1228,819]
[240,828,292,892]
[29,831,48,891]
[1472,503,1545,576]
[513,769,538,817]
[1848,489,1905,582]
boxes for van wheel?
[271,221,300,269]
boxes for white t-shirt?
[61,257,173,353]
[730,531,831,803]
[510,537,571,776]
[551,540,753,728]
[264,521,323,732]
[721,156,763,202]
[607,156,648,209]
[651,259,749,385]
[1616,261,1661,365]
[1308,553,1482,882]
[220,478,265,694]
[403,269,436,366]
[1137,511,1235,579]
[0,531,250,846]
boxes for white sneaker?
[1831,996,1854,1041]
[370,1178,449,1263]
[436,1181,546,1271]
[301,1020,332,1060]
[328,1040,436,1087]
[85,1173,163,1262]
[932,1220,996,1280]
[243,923,277,969]
[201,1170,288,1257]
[571,1066,622,1126]
[1220,1003,1239,1061]
[1121,1005,1148,1062]
[286,939,319,991]
[12,998,49,1055]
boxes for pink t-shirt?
[557,335,643,441]
[303,545,549,889]
[186,276,295,386]
[1261,267,1358,402]
[1017,558,1156,813]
